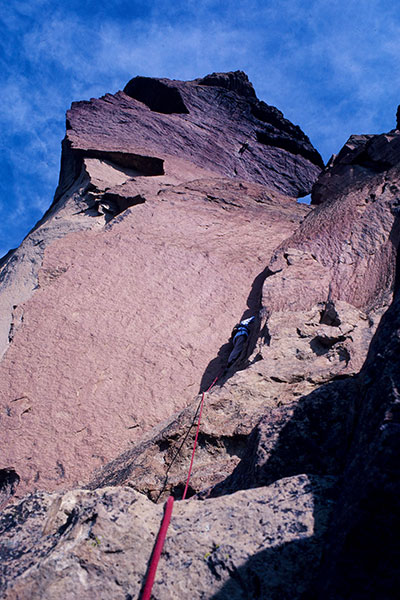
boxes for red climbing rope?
[141,495,174,600]
[182,374,219,499]
[140,373,219,599]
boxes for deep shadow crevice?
[124,76,189,114]
[199,267,274,392]
[0,469,20,507]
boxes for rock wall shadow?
[204,211,400,598]
[206,267,400,599]
[199,267,273,392]
[209,475,335,600]
[314,277,400,599]
[390,206,400,295]
[206,377,358,499]
[202,376,359,599]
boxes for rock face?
[0,476,336,600]
[0,71,318,499]
[0,178,310,500]
[312,130,400,206]
[1,72,400,599]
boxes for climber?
[238,140,249,155]
[227,316,255,366]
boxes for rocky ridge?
[0,71,399,599]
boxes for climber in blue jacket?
[227,316,255,366]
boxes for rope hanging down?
[140,374,219,600]
[182,374,219,500]
[141,495,174,600]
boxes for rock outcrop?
[0,71,399,599]
[0,476,336,599]
[0,71,319,499]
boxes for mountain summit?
[0,72,399,599]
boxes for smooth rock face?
[0,176,308,500]
[1,72,400,600]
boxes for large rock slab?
[0,71,324,501]
[0,70,326,501]
[1,75,400,600]
[88,138,400,502]
[0,174,309,500]
[265,160,400,314]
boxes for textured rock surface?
[312,130,400,205]
[0,176,308,500]
[0,170,101,361]
[88,141,400,501]
[1,70,323,363]
[55,70,323,211]
[0,475,336,599]
[268,160,400,313]
[1,72,400,599]
[88,300,374,502]
[0,71,319,500]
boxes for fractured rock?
[0,475,336,599]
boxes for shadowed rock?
[196,70,257,97]
[124,76,190,114]
[0,476,337,599]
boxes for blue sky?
[1,0,400,258]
